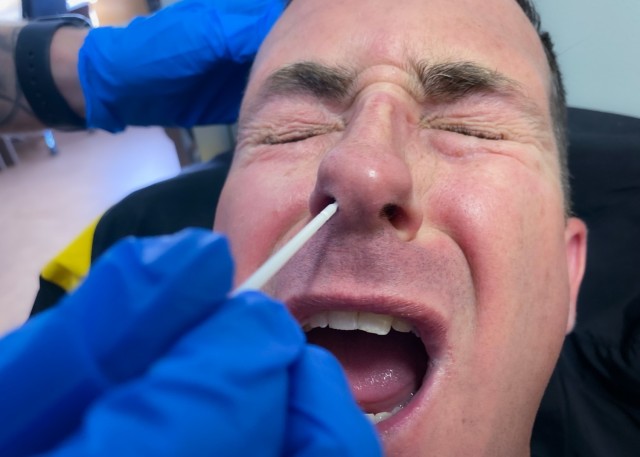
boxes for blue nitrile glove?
[79,0,283,132]
[0,228,381,457]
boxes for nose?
[309,92,423,241]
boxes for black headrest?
[567,108,640,328]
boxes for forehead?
[245,0,552,116]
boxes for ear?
[564,217,588,333]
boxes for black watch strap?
[15,15,91,130]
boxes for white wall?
[0,0,21,20]
[536,0,640,118]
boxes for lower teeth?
[364,404,404,424]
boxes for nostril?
[380,203,401,223]
[310,193,338,218]
[380,203,416,236]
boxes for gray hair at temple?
[280,0,570,213]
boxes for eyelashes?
[261,124,504,145]
[262,126,505,146]
[261,123,343,145]
[437,125,505,141]
[263,130,319,145]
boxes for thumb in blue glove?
[286,345,383,457]
[79,0,284,132]
[0,228,381,457]
[40,293,381,457]
[0,228,234,456]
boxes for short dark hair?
[281,0,570,212]
[513,0,570,213]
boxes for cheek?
[431,158,570,391]
[428,157,568,320]
[434,156,560,252]
[214,163,315,284]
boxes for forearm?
[51,27,88,124]
[0,24,38,131]
[0,24,88,133]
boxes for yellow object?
[40,219,98,293]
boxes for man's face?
[215,0,587,454]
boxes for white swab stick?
[232,202,338,295]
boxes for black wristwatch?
[15,14,92,130]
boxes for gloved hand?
[79,0,283,132]
[0,229,380,457]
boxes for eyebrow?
[265,61,355,100]
[260,59,542,119]
[413,60,522,104]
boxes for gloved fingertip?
[226,290,305,343]
[97,228,234,300]
[286,345,383,457]
[55,229,236,383]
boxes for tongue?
[306,328,427,413]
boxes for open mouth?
[302,311,430,425]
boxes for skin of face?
[214,0,588,455]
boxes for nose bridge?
[310,89,423,239]
[349,89,412,151]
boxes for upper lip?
[286,292,450,359]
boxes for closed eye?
[263,130,320,145]
[439,124,504,141]
[261,122,343,145]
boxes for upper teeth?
[303,311,415,336]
